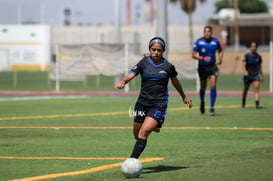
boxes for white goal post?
[269,41,273,92]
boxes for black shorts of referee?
[198,64,219,81]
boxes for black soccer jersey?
[243,52,262,77]
[130,56,178,107]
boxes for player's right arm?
[192,41,202,61]
[192,50,211,63]
[192,50,202,60]
[115,73,135,89]
[115,58,143,89]
[242,57,248,76]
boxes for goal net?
[51,43,198,92]
[172,60,199,92]
[51,43,127,90]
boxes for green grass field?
[0,95,273,181]
[0,71,271,92]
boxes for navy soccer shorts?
[133,103,167,128]
[243,75,261,84]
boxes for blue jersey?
[130,56,178,107]
[193,37,222,66]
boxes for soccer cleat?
[256,106,263,109]
[209,108,215,116]
[200,102,205,114]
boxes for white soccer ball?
[121,158,143,178]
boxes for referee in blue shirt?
[192,25,224,116]
[115,37,192,158]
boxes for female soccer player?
[192,25,224,116]
[115,37,192,159]
[241,41,264,108]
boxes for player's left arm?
[216,47,224,65]
[171,77,192,109]
[215,40,224,65]
[259,58,264,83]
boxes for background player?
[192,25,224,116]
[241,41,264,109]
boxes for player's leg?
[130,116,158,158]
[153,127,160,133]
[199,79,207,114]
[198,67,207,114]
[130,103,147,158]
[253,81,262,108]
[133,122,142,140]
[242,76,251,108]
[132,103,146,139]
[209,75,217,115]
[242,83,250,108]
[133,121,158,139]
[138,116,158,139]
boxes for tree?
[215,0,268,13]
[170,0,206,50]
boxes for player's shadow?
[142,165,189,174]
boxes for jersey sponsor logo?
[198,41,206,45]
[159,70,167,74]
[131,65,137,70]
[210,41,217,46]
[143,74,168,81]
[201,48,206,53]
